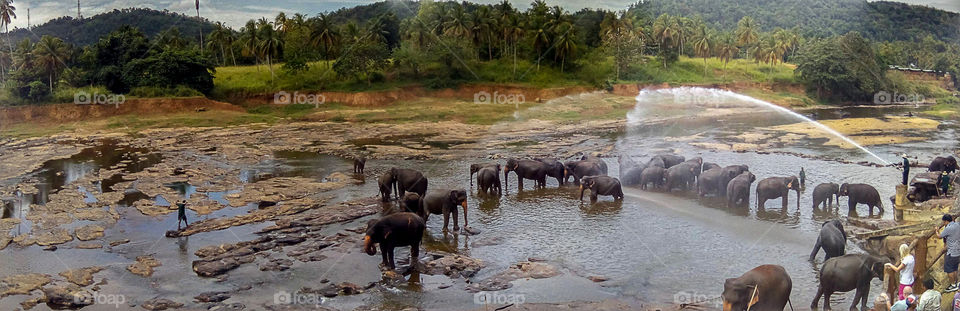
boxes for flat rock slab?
[141,298,184,310]
[58,267,103,286]
[0,273,52,297]
[127,256,161,277]
[74,224,105,241]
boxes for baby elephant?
[579,175,624,201]
[812,183,840,209]
[726,172,756,208]
[809,219,846,262]
[722,265,793,311]
[400,192,422,214]
[476,165,502,195]
[422,189,469,232]
[839,183,884,214]
[364,212,425,270]
[353,157,366,174]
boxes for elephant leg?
[809,237,822,261]
[591,192,598,202]
[451,207,460,232]
[859,284,871,311]
[848,200,856,213]
[518,177,524,191]
[823,290,833,311]
[442,206,451,232]
[410,243,420,269]
[782,194,788,209]
[387,247,396,270]
[849,286,864,311]
[811,286,823,309]
[380,245,390,269]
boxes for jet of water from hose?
[628,87,891,166]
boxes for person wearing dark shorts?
[902,154,910,186]
[176,200,188,230]
[940,214,960,292]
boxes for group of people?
[877,214,960,310]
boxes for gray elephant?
[421,188,469,232]
[811,254,887,311]
[476,165,502,195]
[564,160,605,186]
[364,212,425,270]
[534,157,566,186]
[639,166,666,190]
[378,171,393,202]
[702,162,721,171]
[722,265,793,311]
[928,155,958,173]
[579,175,624,201]
[400,192,422,214]
[647,156,666,168]
[838,183,884,214]
[809,219,846,262]
[718,165,750,197]
[618,154,641,175]
[470,162,499,188]
[697,167,723,197]
[665,163,698,191]
[756,176,801,209]
[654,154,685,168]
[620,164,646,186]
[726,172,756,208]
[580,155,608,175]
[389,168,428,200]
[812,183,840,209]
[504,158,549,191]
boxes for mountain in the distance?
[7,8,217,46]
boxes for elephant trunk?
[363,235,376,256]
[579,184,585,201]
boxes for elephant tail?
[787,298,795,311]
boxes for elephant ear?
[786,180,793,189]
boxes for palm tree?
[501,13,523,76]
[691,24,712,77]
[443,5,472,39]
[552,23,576,72]
[275,12,289,34]
[472,6,495,60]
[310,13,339,67]
[257,20,283,79]
[207,22,232,66]
[735,16,758,48]
[240,19,260,71]
[401,18,430,50]
[653,13,679,68]
[0,0,16,83]
[715,34,739,81]
[32,35,70,89]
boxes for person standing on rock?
[901,154,910,185]
[799,167,806,190]
[176,200,189,230]
[940,214,960,292]
[940,171,951,197]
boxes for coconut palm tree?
[32,35,70,89]
[0,0,16,83]
[257,20,283,79]
[691,24,712,77]
[443,5,472,39]
[240,19,260,71]
[735,16,758,48]
[501,13,523,76]
[472,5,495,60]
[653,13,679,68]
[715,34,739,81]
[553,23,576,72]
[207,22,232,66]
[310,13,339,67]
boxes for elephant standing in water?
[665,163,698,191]
[364,212,425,270]
[928,155,958,173]
[564,160,604,186]
[353,157,366,174]
[726,172,756,208]
[618,155,646,186]
[579,175,624,201]
[378,171,393,202]
[811,254,887,311]
[476,165,502,195]
[504,158,549,191]
[639,166,666,190]
[702,162,721,172]
[400,192,422,214]
[421,189,468,232]
[810,219,846,262]
[697,167,723,197]
[756,176,801,209]
[389,168,428,200]
[580,155,608,175]
[653,154,685,168]
[534,157,566,186]
[722,265,793,311]
[812,183,840,209]
[718,165,750,197]
[839,183,884,214]
[469,162,499,188]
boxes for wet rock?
[193,255,255,277]
[42,283,90,309]
[258,201,278,208]
[32,228,74,246]
[462,226,481,235]
[423,253,484,278]
[274,235,306,245]
[58,267,103,286]
[20,297,41,310]
[209,302,246,310]
[43,245,58,251]
[588,276,609,282]
[338,282,364,295]
[127,256,161,277]
[468,261,561,292]
[195,291,231,303]
[74,224,105,241]
[141,298,183,310]
[259,257,294,271]
[0,273,52,297]
[74,242,103,249]
[109,239,130,247]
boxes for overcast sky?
[9,0,960,30]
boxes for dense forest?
[0,0,957,106]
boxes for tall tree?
[0,0,16,83]
[691,23,712,77]
[310,13,339,67]
[32,35,70,89]
[257,19,283,79]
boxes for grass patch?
[622,56,797,85]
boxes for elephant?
[564,160,605,186]
[378,171,393,202]
[647,156,666,168]
[811,254,887,311]
[756,176,801,209]
[726,172,756,208]
[928,156,958,173]
[620,164,646,186]
[722,265,793,311]
[839,183,884,214]
[680,157,704,172]
[504,158,549,191]
[812,183,840,209]
[364,212,425,270]
[702,162,721,172]
[421,189,469,232]
[476,165,502,195]
[580,155,608,175]
[470,162,499,187]
[579,175,624,201]
[665,163,698,191]
[654,154,685,168]
[618,154,641,175]
[718,165,750,197]
[389,168,428,200]
[534,157,566,185]
[809,219,846,262]
[639,166,666,190]
[697,167,723,197]
[400,192,422,214]
[353,157,366,174]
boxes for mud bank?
[0,97,243,125]
[234,84,594,107]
